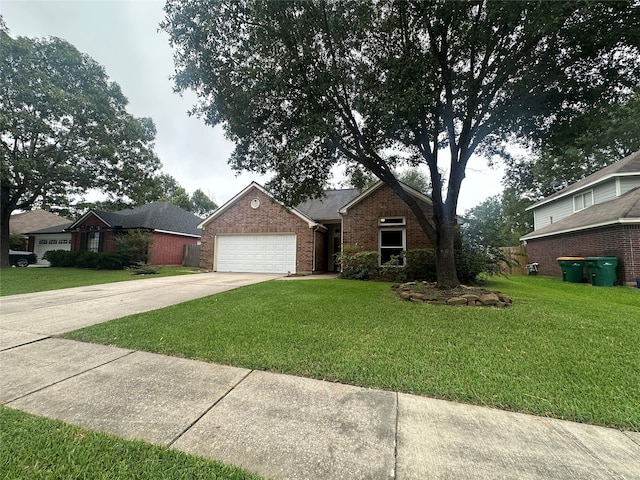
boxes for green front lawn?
[0,266,198,296]
[0,407,264,480]
[63,276,640,430]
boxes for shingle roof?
[521,187,640,240]
[528,150,640,210]
[9,210,71,234]
[26,222,73,235]
[70,202,202,237]
[295,189,361,222]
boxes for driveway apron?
[0,272,281,343]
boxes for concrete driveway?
[0,272,281,349]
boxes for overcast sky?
[2,0,506,213]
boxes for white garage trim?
[215,234,297,274]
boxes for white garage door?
[216,234,296,274]
[33,234,72,265]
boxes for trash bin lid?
[556,256,585,261]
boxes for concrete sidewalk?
[1,274,639,479]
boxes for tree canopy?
[504,88,640,201]
[463,189,533,248]
[162,0,640,287]
[0,26,161,266]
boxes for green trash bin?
[585,257,618,286]
[557,257,586,283]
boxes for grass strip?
[0,407,265,480]
[62,276,640,430]
[0,266,197,296]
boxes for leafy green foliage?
[116,229,154,265]
[161,0,639,288]
[9,232,26,250]
[504,89,640,201]
[336,245,380,280]
[0,28,161,267]
[404,248,437,282]
[338,246,506,284]
[43,250,132,270]
[189,188,218,217]
[463,190,532,248]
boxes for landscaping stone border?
[392,282,513,308]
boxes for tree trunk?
[1,183,14,268]
[434,214,459,289]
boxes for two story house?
[521,150,640,286]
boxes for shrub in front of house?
[116,229,154,265]
[338,245,508,284]
[404,248,437,282]
[337,245,380,280]
[43,250,132,270]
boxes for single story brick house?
[198,181,434,274]
[521,150,640,286]
[65,202,202,266]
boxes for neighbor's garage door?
[215,234,296,274]
[33,234,72,265]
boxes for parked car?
[9,250,37,267]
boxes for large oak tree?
[1,26,161,267]
[162,0,639,287]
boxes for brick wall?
[70,215,116,252]
[150,232,199,266]
[342,184,433,252]
[526,224,640,285]
[199,186,315,273]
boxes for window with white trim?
[87,232,100,252]
[378,216,406,226]
[573,190,593,212]
[379,228,406,266]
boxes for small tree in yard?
[162,0,640,288]
[116,230,154,265]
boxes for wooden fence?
[183,244,201,268]
[499,246,527,275]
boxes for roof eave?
[520,217,640,241]
[67,211,113,230]
[153,229,201,238]
[339,181,432,215]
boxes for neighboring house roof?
[68,202,202,237]
[198,182,322,229]
[295,189,361,222]
[527,150,640,210]
[9,210,71,234]
[521,187,640,240]
[26,223,74,235]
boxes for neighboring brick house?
[9,210,72,264]
[66,202,201,265]
[521,150,640,286]
[198,181,434,274]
